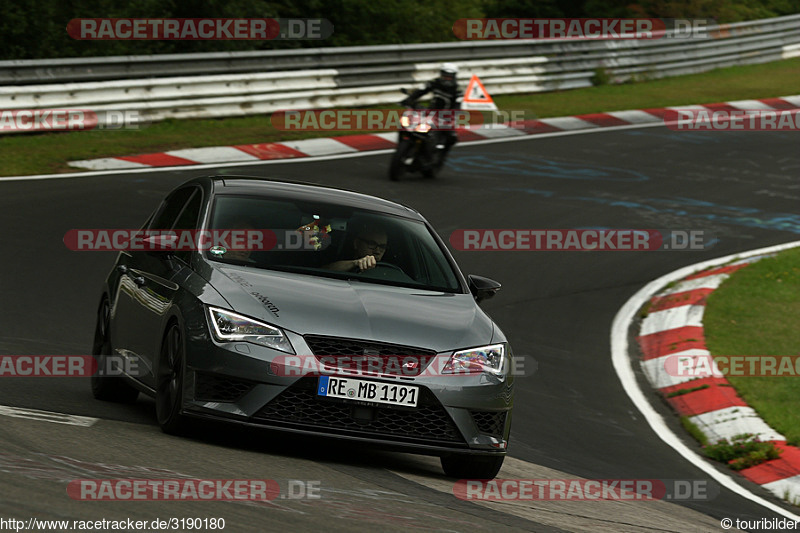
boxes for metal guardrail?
[1,14,799,128]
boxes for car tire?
[440,454,505,479]
[91,299,139,403]
[156,322,189,435]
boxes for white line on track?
[611,239,800,521]
[0,405,98,426]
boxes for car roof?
[194,175,423,220]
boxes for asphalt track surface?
[2,126,799,531]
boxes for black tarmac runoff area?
[2,125,799,531]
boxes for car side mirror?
[468,274,501,303]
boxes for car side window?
[173,190,202,232]
[150,187,195,231]
[172,189,202,264]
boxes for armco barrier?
[1,14,799,130]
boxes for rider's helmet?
[438,63,458,88]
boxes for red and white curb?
[67,95,800,171]
[638,253,800,505]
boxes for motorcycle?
[389,90,453,181]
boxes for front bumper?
[181,330,514,455]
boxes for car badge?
[209,246,227,256]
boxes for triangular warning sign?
[461,75,498,111]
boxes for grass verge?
[1,57,799,177]
[681,416,709,446]
[701,434,782,471]
[704,246,800,446]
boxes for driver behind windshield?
[325,224,388,272]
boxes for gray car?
[92,176,513,479]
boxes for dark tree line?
[1,0,797,59]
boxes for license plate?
[317,376,418,407]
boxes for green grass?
[701,434,782,470]
[704,247,800,446]
[496,58,800,118]
[1,57,799,177]
[681,416,709,446]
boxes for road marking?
[611,239,800,521]
[67,158,148,170]
[0,405,98,427]
[165,146,261,163]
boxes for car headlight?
[207,307,294,354]
[400,115,411,128]
[443,343,506,375]
[415,122,432,133]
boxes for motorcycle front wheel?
[389,138,413,181]
[422,148,446,179]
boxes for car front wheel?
[156,322,189,435]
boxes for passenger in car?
[325,224,388,272]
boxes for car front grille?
[303,335,437,377]
[194,373,255,402]
[470,410,508,436]
[252,377,465,446]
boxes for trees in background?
[1,0,798,59]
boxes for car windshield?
[205,194,462,292]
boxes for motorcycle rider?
[401,62,460,152]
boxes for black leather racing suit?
[401,77,460,147]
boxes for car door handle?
[132,276,146,287]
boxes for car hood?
[208,265,495,352]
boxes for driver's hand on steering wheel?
[353,255,377,271]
